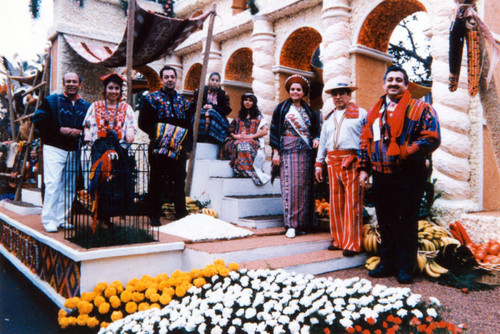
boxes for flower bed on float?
[58,260,466,334]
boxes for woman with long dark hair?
[270,75,320,238]
[220,93,270,185]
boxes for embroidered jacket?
[33,93,90,151]
[139,89,193,155]
[270,98,321,151]
[358,95,441,174]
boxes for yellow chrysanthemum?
[76,314,89,326]
[94,295,105,307]
[104,286,117,298]
[128,278,139,286]
[110,281,124,293]
[229,262,239,271]
[86,316,99,328]
[77,300,93,315]
[132,292,145,303]
[109,295,121,309]
[64,297,80,310]
[157,280,170,290]
[163,287,175,296]
[193,277,206,288]
[94,282,108,294]
[159,294,172,305]
[100,321,110,328]
[135,280,148,292]
[175,285,187,298]
[155,273,168,283]
[201,265,217,277]
[58,309,68,319]
[141,274,154,282]
[120,290,132,303]
[125,302,137,314]
[110,311,123,322]
[218,267,230,277]
[149,293,160,303]
[58,317,70,329]
[150,303,161,310]
[190,268,202,279]
[138,302,149,311]
[81,292,96,302]
[67,316,77,326]
[98,302,110,314]
[214,259,225,266]
[145,288,156,299]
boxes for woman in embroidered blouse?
[220,93,270,185]
[83,73,136,145]
[191,72,231,145]
[270,75,321,238]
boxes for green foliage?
[247,0,259,15]
[68,225,156,249]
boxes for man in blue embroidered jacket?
[139,66,193,226]
[33,73,90,232]
[358,66,440,284]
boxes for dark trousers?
[148,152,188,219]
[372,159,426,274]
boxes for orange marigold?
[125,302,137,314]
[77,300,93,315]
[138,302,150,311]
[110,310,123,322]
[150,303,161,310]
[98,302,110,314]
[214,259,225,266]
[86,316,99,328]
[120,290,132,303]
[109,295,121,309]
[64,297,80,310]
[100,322,110,328]
[228,262,239,271]
[194,277,206,288]
[132,292,145,303]
[104,286,117,298]
[76,314,89,326]
[58,317,69,329]
[67,316,77,326]
[58,309,68,319]
[159,293,172,305]
[94,282,108,294]
[175,285,187,298]
[81,292,96,302]
[150,293,161,303]
[218,267,230,277]
[145,288,157,299]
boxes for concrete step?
[194,143,219,160]
[21,188,42,207]
[182,232,333,270]
[236,214,283,229]
[210,177,281,197]
[220,195,283,223]
[241,249,367,276]
[1,200,42,215]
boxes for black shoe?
[328,245,341,251]
[150,217,161,227]
[342,250,359,257]
[296,230,307,236]
[396,271,414,284]
[368,264,395,278]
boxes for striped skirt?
[280,137,315,230]
[196,108,229,144]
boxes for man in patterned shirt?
[139,66,193,226]
[358,66,440,284]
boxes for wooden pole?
[125,0,136,106]
[5,74,17,140]
[185,3,217,195]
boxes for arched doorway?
[183,63,202,101]
[224,48,253,118]
[277,27,323,110]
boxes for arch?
[280,27,322,71]
[183,63,202,91]
[225,48,253,83]
[357,0,426,52]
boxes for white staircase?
[1,187,42,215]
[190,143,283,229]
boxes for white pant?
[41,145,77,228]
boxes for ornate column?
[428,0,477,214]
[251,15,276,118]
[204,39,222,77]
[321,0,352,110]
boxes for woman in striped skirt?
[270,75,321,238]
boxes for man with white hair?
[315,79,367,257]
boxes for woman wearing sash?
[220,93,270,185]
[191,72,231,145]
[270,75,321,238]
[83,73,136,145]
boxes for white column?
[251,15,276,118]
[203,39,222,80]
[428,0,476,210]
[321,0,352,103]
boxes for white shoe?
[285,228,296,238]
[44,222,58,233]
[60,222,74,230]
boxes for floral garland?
[95,268,467,334]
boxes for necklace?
[104,100,119,130]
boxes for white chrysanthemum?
[339,317,353,328]
[300,325,310,334]
[310,317,319,325]
[273,325,284,334]
[227,326,237,334]
[397,309,408,317]
[406,294,422,307]
[429,297,441,306]
[210,325,223,334]
[412,309,424,318]
[427,308,438,318]
[288,320,301,333]
[245,308,257,319]
[278,315,290,324]
[243,322,257,334]
[325,313,336,324]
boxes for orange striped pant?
[327,150,363,252]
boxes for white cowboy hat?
[324,79,357,95]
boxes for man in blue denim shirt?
[34,73,90,232]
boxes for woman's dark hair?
[209,72,221,80]
[238,93,261,119]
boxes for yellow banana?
[429,260,449,275]
[417,253,427,273]
[425,262,441,278]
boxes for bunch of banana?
[186,203,200,213]
[418,220,458,252]
[415,253,428,274]
[362,224,380,254]
[365,256,380,270]
[424,259,449,278]
[185,196,197,205]
[201,208,218,218]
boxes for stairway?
[1,187,42,215]
[190,143,283,229]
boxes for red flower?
[425,316,433,323]
[362,330,370,334]
[394,317,402,325]
[323,328,331,334]
[410,317,421,326]
[366,317,376,325]
[346,327,355,334]
[387,314,395,323]
[355,325,362,332]
[417,324,427,332]
[383,321,388,329]
[374,330,382,334]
